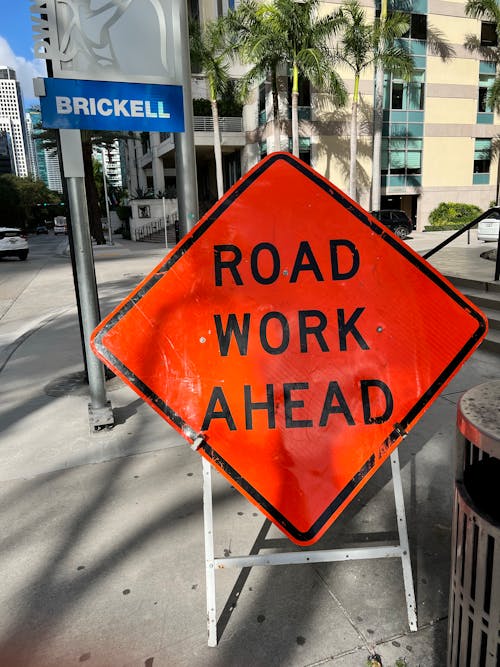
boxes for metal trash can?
[448,380,500,667]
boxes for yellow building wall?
[425,98,477,124]
[422,138,473,187]
[313,136,372,208]
[314,136,350,193]
[426,57,478,86]
[429,15,479,44]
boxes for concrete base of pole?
[88,401,114,432]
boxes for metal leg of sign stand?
[390,449,418,632]
[203,457,217,646]
[202,449,417,647]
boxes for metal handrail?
[135,214,179,245]
[135,217,164,241]
[423,207,500,282]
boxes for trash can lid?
[457,380,500,458]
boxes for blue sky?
[0,0,47,105]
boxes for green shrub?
[424,224,466,231]
[428,202,482,228]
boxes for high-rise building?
[93,140,124,190]
[25,107,63,193]
[0,66,29,177]
[24,111,39,177]
[44,149,63,193]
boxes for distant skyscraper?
[24,111,38,177]
[45,149,63,193]
[25,107,63,193]
[0,66,29,177]
[93,140,124,190]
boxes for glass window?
[392,82,404,109]
[258,83,266,125]
[397,12,427,40]
[408,72,425,110]
[481,22,497,46]
[478,86,489,112]
[410,14,427,40]
[387,71,424,111]
[474,138,491,173]
[478,71,495,112]
[259,83,266,113]
[382,137,422,177]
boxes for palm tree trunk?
[292,63,300,157]
[371,65,383,210]
[81,133,105,245]
[271,68,281,152]
[211,99,224,199]
[349,98,358,200]
[371,0,388,210]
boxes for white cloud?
[0,36,46,105]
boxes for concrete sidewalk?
[0,231,498,666]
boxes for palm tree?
[230,0,346,157]
[190,18,232,199]
[465,0,500,110]
[262,0,346,157]
[334,0,413,200]
[228,0,286,152]
[371,0,387,212]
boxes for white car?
[0,227,29,261]
[477,212,500,242]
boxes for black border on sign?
[93,153,487,543]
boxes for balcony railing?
[193,116,243,132]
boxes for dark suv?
[370,210,413,239]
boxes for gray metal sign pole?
[60,129,114,431]
[173,0,199,236]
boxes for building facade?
[92,140,125,218]
[132,0,499,231]
[92,140,124,190]
[0,66,29,178]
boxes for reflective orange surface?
[92,153,487,545]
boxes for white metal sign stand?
[202,449,417,647]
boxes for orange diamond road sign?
[91,153,487,545]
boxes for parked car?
[0,227,29,260]
[477,211,500,242]
[370,210,413,239]
[36,224,49,235]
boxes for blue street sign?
[40,78,185,132]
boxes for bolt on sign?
[91,153,487,545]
